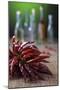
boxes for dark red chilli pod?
[9,36,52,81]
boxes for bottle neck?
[48,15,53,25]
[32,14,35,23]
[16,15,20,23]
[24,11,29,26]
[29,13,35,28]
[39,6,44,22]
[16,14,22,28]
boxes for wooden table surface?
[9,43,58,88]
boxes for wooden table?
[9,43,58,88]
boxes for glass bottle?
[28,8,35,41]
[24,10,29,41]
[38,6,46,43]
[15,11,24,42]
[47,14,54,43]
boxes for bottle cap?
[48,14,53,24]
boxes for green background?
[8,2,58,40]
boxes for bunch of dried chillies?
[9,36,52,81]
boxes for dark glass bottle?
[38,6,46,43]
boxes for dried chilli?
[9,36,52,81]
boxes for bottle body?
[38,21,46,42]
[47,15,54,43]
[24,11,30,41]
[28,9,35,41]
[28,22,35,42]
[24,9,35,42]
[24,22,30,41]
[15,26,24,41]
[38,6,46,43]
[15,11,24,41]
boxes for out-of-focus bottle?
[38,6,46,43]
[24,10,29,41]
[15,11,24,41]
[47,14,54,43]
[28,8,35,41]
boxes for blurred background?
[8,2,58,44]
